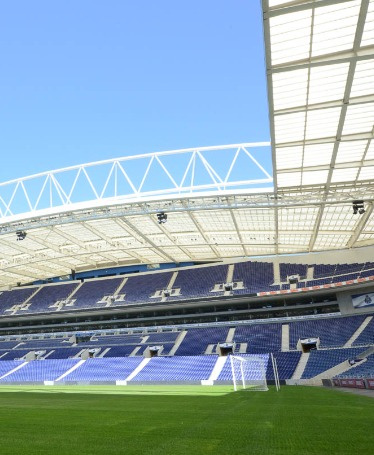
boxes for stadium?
[0,1,374,454]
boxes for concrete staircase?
[273,262,280,283]
[208,357,227,382]
[168,330,187,356]
[238,343,247,353]
[0,361,28,380]
[344,315,373,347]
[226,327,236,343]
[223,265,235,296]
[67,281,84,299]
[115,277,128,295]
[125,358,151,382]
[97,348,111,358]
[292,352,310,380]
[281,324,289,351]
[205,344,215,355]
[357,345,374,358]
[55,359,86,382]
[306,266,314,280]
[129,346,142,357]
[312,358,367,381]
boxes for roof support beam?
[277,132,374,148]
[275,95,374,116]
[114,218,176,263]
[347,202,374,248]
[266,0,353,18]
[308,0,370,252]
[271,47,374,74]
[144,212,192,261]
[50,227,102,267]
[227,207,247,256]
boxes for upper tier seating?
[121,272,173,304]
[232,261,276,295]
[280,263,307,281]
[145,332,180,343]
[72,277,124,309]
[26,283,79,314]
[0,260,373,316]
[172,265,228,300]
[0,287,37,315]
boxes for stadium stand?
[26,283,79,314]
[0,287,37,315]
[121,272,173,304]
[72,277,124,309]
[175,327,229,355]
[233,323,282,353]
[0,260,373,317]
[288,315,367,349]
[172,265,228,299]
[301,348,365,379]
[130,355,218,382]
[335,354,374,379]
[352,318,374,346]
[61,357,143,382]
[0,359,79,382]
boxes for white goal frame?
[229,355,269,392]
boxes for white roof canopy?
[0,1,374,287]
[264,0,374,189]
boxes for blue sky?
[0,1,270,184]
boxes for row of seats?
[1,260,373,316]
[0,348,372,383]
[335,354,374,379]
[301,348,365,379]
[0,314,373,359]
[0,354,299,383]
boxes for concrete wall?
[337,285,374,315]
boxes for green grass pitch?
[0,385,373,455]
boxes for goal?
[229,355,268,391]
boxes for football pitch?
[0,385,373,455]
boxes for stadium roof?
[0,0,373,287]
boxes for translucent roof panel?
[311,1,361,57]
[308,63,349,105]
[269,10,312,65]
[361,0,374,46]
[265,0,374,189]
[335,140,368,164]
[351,59,374,98]
[272,68,309,111]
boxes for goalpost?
[229,355,269,391]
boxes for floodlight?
[16,230,27,241]
[157,212,167,224]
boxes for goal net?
[229,355,268,391]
